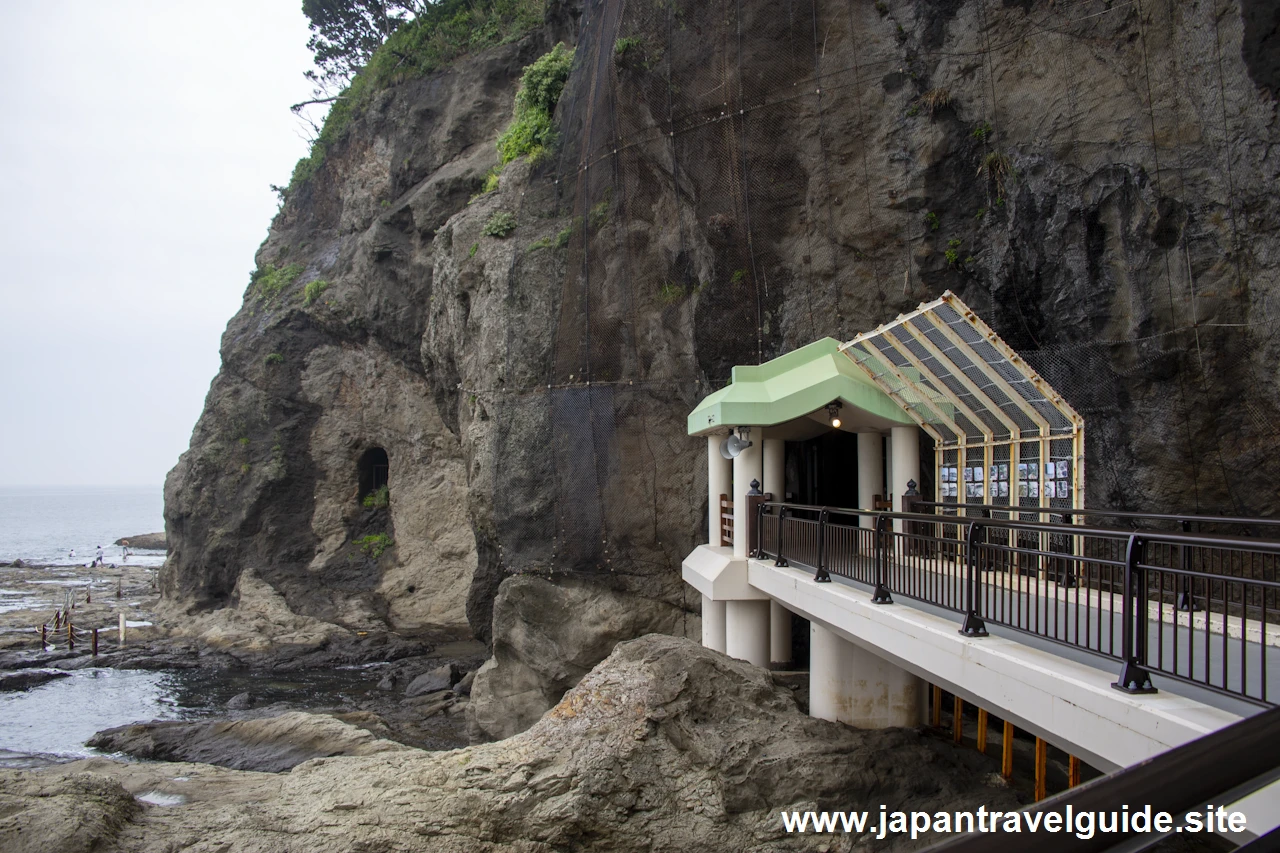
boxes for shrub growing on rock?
[497,42,574,164]
[483,211,518,238]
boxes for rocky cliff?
[162,0,1280,643]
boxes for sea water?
[0,485,165,567]
[0,485,171,765]
[0,486,390,767]
[0,665,389,768]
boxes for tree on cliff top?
[285,0,547,198]
[302,0,425,87]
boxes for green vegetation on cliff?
[356,533,394,558]
[496,42,573,164]
[287,0,547,197]
[252,263,305,300]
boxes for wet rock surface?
[86,711,409,773]
[0,670,70,692]
[404,662,459,697]
[1,635,1025,852]
[113,534,166,551]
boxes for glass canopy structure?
[839,291,1084,512]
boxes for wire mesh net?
[480,0,1280,581]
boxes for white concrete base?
[740,547,1237,771]
[702,595,726,654]
[810,623,923,728]
[707,436,732,544]
[857,432,883,527]
[681,543,1277,839]
[681,546,768,602]
[890,425,919,533]
[732,439,762,558]
[770,601,792,665]
[726,600,770,667]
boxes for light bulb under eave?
[831,417,842,429]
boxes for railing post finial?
[1113,535,1157,695]
[871,514,893,604]
[959,521,989,637]
[814,508,832,583]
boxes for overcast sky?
[0,2,320,487]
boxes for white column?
[725,599,770,667]
[707,435,732,545]
[857,432,883,528]
[762,438,785,501]
[702,594,726,654]
[732,435,762,559]
[770,601,792,666]
[891,425,920,533]
[884,434,894,512]
[809,623,924,728]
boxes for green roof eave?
[687,338,915,436]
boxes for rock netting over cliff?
[162,0,1280,644]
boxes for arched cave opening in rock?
[358,447,390,499]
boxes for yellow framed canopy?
[839,291,1084,512]
[684,292,1084,511]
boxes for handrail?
[761,502,1280,555]
[755,500,1280,706]
[914,500,1280,532]
[922,704,1280,852]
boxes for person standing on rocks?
[94,545,104,567]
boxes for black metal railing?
[923,704,1280,852]
[754,501,1280,707]
[915,500,1280,537]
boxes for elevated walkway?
[683,295,1277,844]
[684,543,1279,841]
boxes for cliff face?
[162,0,1280,640]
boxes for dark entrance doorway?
[780,429,862,672]
[358,447,389,498]
[785,430,860,508]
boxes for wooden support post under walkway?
[1034,737,1048,801]
[920,688,1087,801]
[1002,720,1014,780]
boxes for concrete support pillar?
[809,623,924,728]
[732,436,762,559]
[725,600,770,667]
[857,432,883,528]
[770,601,792,666]
[763,438,785,501]
[891,426,920,533]
[702,594,726,654]
[707,435,732,545]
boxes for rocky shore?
[113,534,166,551]
[0,558,162,654]
[0,635,1027,852]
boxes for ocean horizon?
[0,484,165,567]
